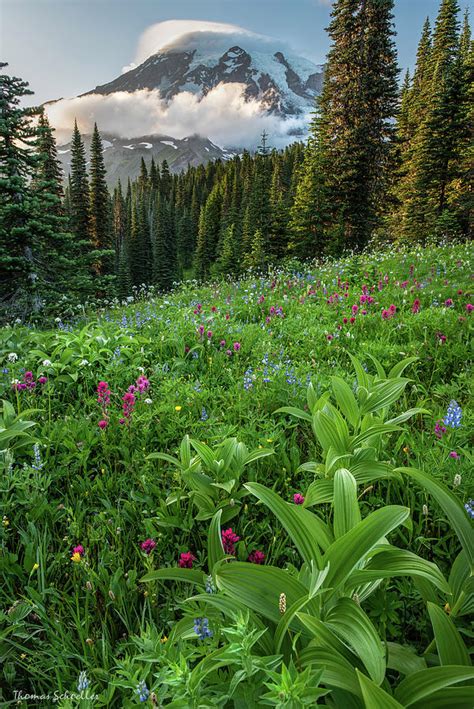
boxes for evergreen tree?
[292,0,399,254]
[248,228,266,270]
[153,194,176,290]
[160,160,172,199]
[269,157,290,259]
[0,63,40,309]
[31,111,89,302]
[89,123,112,274]
[69,121,91,248]
[216,223,237,275]
[194,185,221,278]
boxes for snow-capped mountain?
[53,24,324,182]
[56,133,234,185]
[83,41,324,118]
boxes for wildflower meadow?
[1,242,473,706]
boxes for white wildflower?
[7,353,18,363]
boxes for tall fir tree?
[0,63,40,310]
[291,0,399,254]
[89,123,113,274]
[194,184,222,278]
[31,112,91,302]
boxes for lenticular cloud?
[45,20,312,148]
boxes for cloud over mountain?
[46,20,323,149]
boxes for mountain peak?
[84,37,323,117]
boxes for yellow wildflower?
[32,562,39,571]
[160,635,168,643]
[175,405,182,412]
[71,552,82,563]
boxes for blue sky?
[2,0,471,104]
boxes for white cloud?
[46,20,315,148]
[131,20,275,64]
[46,84,309,149]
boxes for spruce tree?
[216,223,237,275]
[31,111,88,303]
[89,123,113,274]
[291,0,398,254]
[194,184,221,278]
[0,63,40,310]
[69,121,91,249]
[153,195,176,290]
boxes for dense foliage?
[1,0,472,320]
[0,243,473,706]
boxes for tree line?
[0,0,471,317]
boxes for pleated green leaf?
[208,509,225,569]
[214,561,309,623]
[299,645,361,697]
[297,613,360,666]
[427,602,471,666]
[304,479,334,506]
[396,467,474,568]
[395,666,474,706]
[333,468,361,538]
[326,598,386,685]
[350,548,450,594]
[323,506,410,596]
[331,376,360,428]
[409,686,474,709]
[275,406,312,422]
[386,642,426,676]
[357,670,404,708]
[245,482,333,566]
[141,567,205,585]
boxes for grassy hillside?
[1,242,473,705]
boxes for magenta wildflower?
[434,420,447,439]
[73,545,84,556]
[444,298,453,307]
[449,451,460,459]
[221,528,240,555]
[220,339,226,347]
[293,493,305,505]
[136,375,150,393]
[233,342,241,351]
[122,391,135,419]
[207,330,213,339]
[412,298,421,314]
[466,304,473,313]
[178,551,196,568]
[38,376,48,385]
[248,550,265,564]
[98,419,108,430]
[97,381,111,407]
[140,538,156,555]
